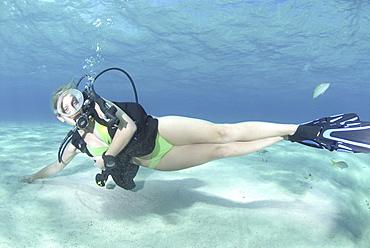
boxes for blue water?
[2,1,370,246]
[1,0,370,123]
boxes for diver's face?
[61,94,80,117]
[56,94,81,125]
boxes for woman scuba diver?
[22,68,370,190]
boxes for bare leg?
[154,136,283,171]
[158,116,297,145]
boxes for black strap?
[70,131,94,157]
[86,92,120,131]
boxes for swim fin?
[289,113,370,153]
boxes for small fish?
[312,82,330,99]
[330,159,348,169]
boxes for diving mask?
[56,89,84,117]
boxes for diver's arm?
[23,142,79,183]
[95,100,137,157]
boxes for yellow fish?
[330,159,348,169]
[312,82,330,99]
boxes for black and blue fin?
[321,122,370,153]
[289,113,370,153]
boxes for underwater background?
[1,0,370,124]
[2,1,370,248]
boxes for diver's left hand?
[92,156,105,170]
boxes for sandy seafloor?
[1,122,370,248]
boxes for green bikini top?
[87,121,113,157]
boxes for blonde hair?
[50,78,76,115]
